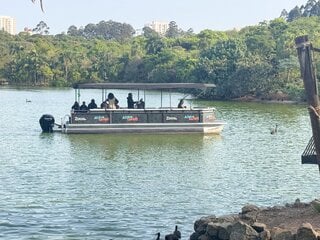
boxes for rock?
[198,235,209,240]
[189,232,201,240]
[252,222,267,233]
[194,216,217,234]
[311,199,320,213]
[240,205,260,224]
[206,222,233,240]
[296,223,318,240]
[259,230,271,240]
[242,205,260,214]
[229,221,259,240]
[270,227,294,240]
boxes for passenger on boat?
[107,93,119,109]
[178,99,186,108]
[137,98,145,109]
[71,101,80,111]
[127,93,137,109]
[100,100,108,109]
[80,101,88,110]
[88,99,97,109]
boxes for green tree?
[165,21,180,38]
[33,21,50,35]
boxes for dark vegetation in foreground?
[2,0,320,101]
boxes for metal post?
[169,90,172,109]
[295,35,320,171]
[102,89,104,103]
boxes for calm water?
[0,87,319,239]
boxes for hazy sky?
[3,0,307,34]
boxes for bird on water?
[270,124,278,135]
[155,232,161,240]
[165,225,181,240]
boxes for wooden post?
[295,35,320,170]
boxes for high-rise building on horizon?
[0,16,16,35]
[145,21,169,35]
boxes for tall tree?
[33,21,50,35]
[287,6,302,22]
[165,21,180,38]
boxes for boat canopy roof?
[73,82,216,90]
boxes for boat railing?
[72,107,216,113]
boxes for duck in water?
[270,124,278,135]
[165,225,181,240]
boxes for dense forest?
[2,0,320,101]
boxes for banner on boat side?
[72,112,110,124]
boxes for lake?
[0,87,318,239]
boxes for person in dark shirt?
[127,93,137,109]
[80,101,88,110]
[71,101,80,111]
[100,100,107,109]
[88,99,97,109]
[137,98,145,109]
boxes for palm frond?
[31,0,44,12]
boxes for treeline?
[2,1,320,101]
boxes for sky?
[2,0,308,34]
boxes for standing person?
[71,101,80,111]
[88,99,97,109]
[107,93,119,109]
[127,93,137,109]
[80,101,88,110]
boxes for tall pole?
[295,35,320,171]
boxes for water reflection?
[67,134,222,161]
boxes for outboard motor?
[39,114,55,133]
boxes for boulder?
[252,222,267,233]
[270,227,294,240]
[206,222,233,240]
[240,205,260,223]
[296,223,318,240]
[229,221,259,240]
[190,232,201,240]
[241,205,260,214]
[194,216,217,234]
[259,230,271,240]
[311,199,320,213]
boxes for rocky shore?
[190,199,320,240]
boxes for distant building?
[145,21,169,35]
[0,16,16,35]
[23,27,33,35]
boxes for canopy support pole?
[296,35,320,172]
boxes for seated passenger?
[71,101,80,111]
[178,99,186,108]
[137,98,145,109]
[100,100,108,109]
[107,93,119,109]
[127,93,137,109]
[88,99,97,109]
[80,101,88,111]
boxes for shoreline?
[190,198,320,240]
